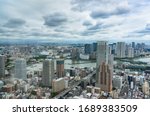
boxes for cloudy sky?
[0,0,150,42]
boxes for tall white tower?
[116,42,126,58]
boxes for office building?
[93,43,97,52]
[96,41,108,68]
[71,48,80,60]
[0,55,5,78]
[15,58,26,80]
[116,42,126,58]
[84,44,93,54]
[52,78,65,93]
[42,59,54,87]
[56,59,64,78]
[96,41,113,92]
[142,81,149,95]
[132,42,135,49]
[113,76,123,89]
[127,47,134,58]
[98,62,112,92]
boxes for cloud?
[87,23,102,30]
[83,21,93,26]
[80,23,102,36]
[135,24,150,34]
[43,12,67,27]
[71,0,130,18]
[1,0,150,42]
[90,7,129,19]
[3,18,26,28]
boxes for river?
[64,60,96,69]
[134,57,150,64]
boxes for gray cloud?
[90,7,129,19]
[71,0,101,12]
[44,12,67,27]
[81,23,102,36]
[71,0,130,19]
[83,21,93,26]
[87,23,102,30]
[81,29,99,36]
[136,24,150,34]
[3,18,26,28]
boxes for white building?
[52,78,65,93]
[113,76,123,89]
[15,58,27,80]
[80,54,89,60]
[127,47,134,58]
[116,42,126,58]
[142,81,149,95]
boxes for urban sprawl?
[0,41,150,99]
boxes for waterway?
[134,57,150,64]
[27,57,150,72]
[65,60,96,69]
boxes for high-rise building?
[42,59,54,87]
[127,47,134,58]
[96,41,108,68]
[84,44,93,54]
[71,48,80,60]
[0,55,5,78]
[15,58,26,80]
[116,42,126,58]
[98,62,112,92]
[96,41,113,92]
[56,59,64,78]
[93,43,97,52]
[132,42,135,49]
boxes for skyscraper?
[71,48,80,60]
[98,63,112,92]
[116,42,126,58]
[127,47,134,58]
[96,41,108,68]
[132,42,135,49]
[84,44,93,54]
[0,55,5,78]
[42,59,54,87]
[93,43,97,52]
[15,58,26,80]
[96,41,113,92]
[56,59,64,78]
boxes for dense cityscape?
[0,41,150,99]
[1,0,150,100]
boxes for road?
[53,71,96,99]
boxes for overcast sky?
[0,0,150,42]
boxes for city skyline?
[0,40,150,99]
[0,0,150,42]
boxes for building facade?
[116,42,126,58]
[15,58,26,80]
[0,55,5,78]
[96,41,113,92]
[56,59,64,78]
[42,59,54,87]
